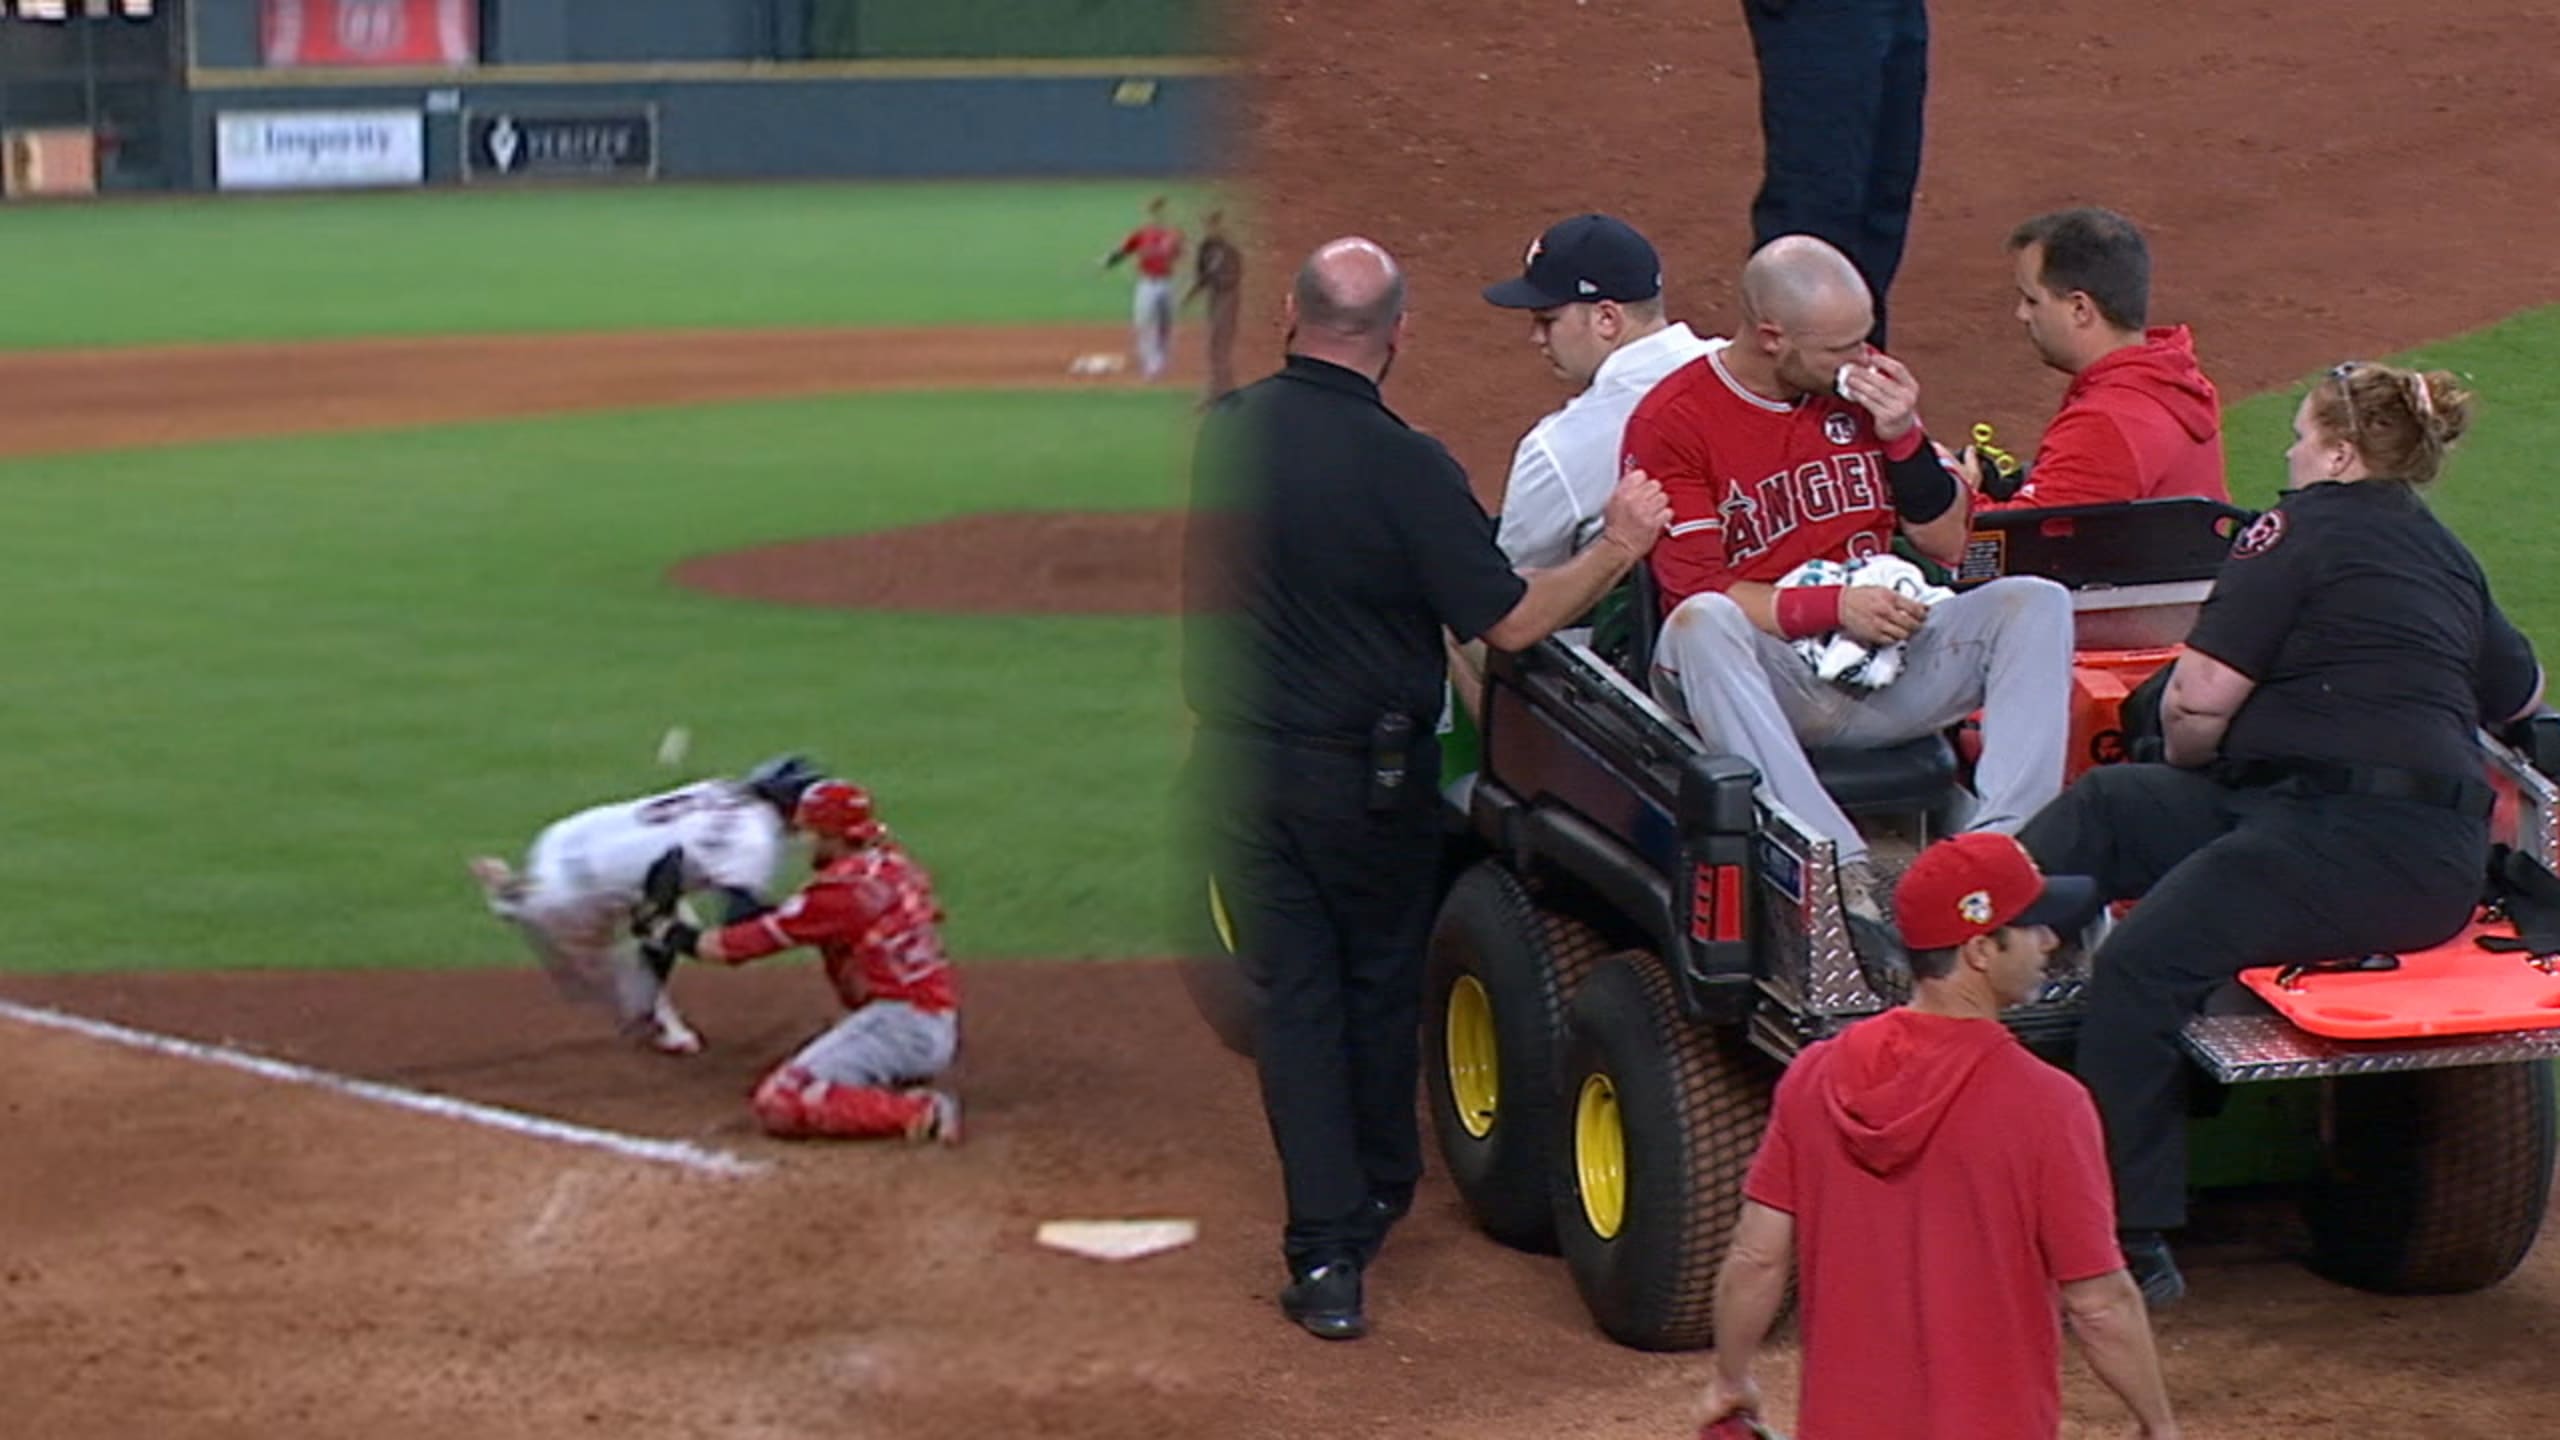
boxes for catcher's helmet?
[794,779,883,844]
[744,754,823,814]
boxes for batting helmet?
[745,754,823,814]
[794,780,883,844]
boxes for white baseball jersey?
[1496,323,1724,570]
[523,780,783,910]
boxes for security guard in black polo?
[2020,361,2541,1305]
[1184,236,1669,1340]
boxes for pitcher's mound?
[671,510,1183,616]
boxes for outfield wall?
[177,0,1225,188]
[188,0,1206,68]
[186,66,1225,188]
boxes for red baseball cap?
[1893,832,2100,951]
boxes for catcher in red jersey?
[1103,194,1186,382]
[637,778,962,1144]
[1622,235,2072,960]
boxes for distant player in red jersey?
[1104,194,1186,381]
[637,778,962,1144]
[1622,235,2072,953]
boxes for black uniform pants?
[1213,735,1441,1271]
[2019,764,2485,1231]
[1740,0,1928,349]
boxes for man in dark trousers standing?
[1187,207,1245,405]
[1741,0,1929,348]
[1185,235,1670,1340]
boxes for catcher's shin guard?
[751,1067,948,1141]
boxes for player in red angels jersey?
[638,779,962,1143]
[1103,194,1187,382]
[1622,235,2073,949]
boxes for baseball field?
[4,1,2560,1434]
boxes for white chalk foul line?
[0,998,769,1179]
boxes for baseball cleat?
[906,1088,962,1146]
[621,1005,704,1057]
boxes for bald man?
[1186,236,1670,1340]
[1621,235,2071,981]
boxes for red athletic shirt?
[709,843,958,1014]
[1622,348,1921,614]
[1745,1009,2123,1440]
[1977,326,2229,511]
[1117,223,1185,279]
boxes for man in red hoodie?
[1968,208,2227,511]
[1700,832,2179,1440]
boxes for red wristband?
[1882,425,1926,463]
[1775,585,1844,640]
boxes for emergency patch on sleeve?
[2232,509,2287,559]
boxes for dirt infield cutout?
[671,509,1184,616]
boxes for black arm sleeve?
[1394,442,1529,643]
[2476,594,2542,724]
[1883,437,1958,523]
[2184,517,2311,680]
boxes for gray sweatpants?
[1651,576,2074,862]
[788,1001,958,1087]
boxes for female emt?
[2019,361,2544,1302]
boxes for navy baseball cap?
[1483,214,1664,309]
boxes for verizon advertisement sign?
[216,109,424,190]
[464,110,658,182]
[262,0,476,67]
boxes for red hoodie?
[1981,325,2228,510]
[1743,1009,2122,1439]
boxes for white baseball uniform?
[487,780,784,1047]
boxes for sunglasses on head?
[2329,361,2367,439]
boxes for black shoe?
[1845,912,1912,1005]
[1353,1193,1412,1266]
[2119,1230,2187,1307]
[1279,1260,1368,1340]
[1838,862,1911,1005]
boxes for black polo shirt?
[1185,355,1528,744]
[2187,479,2539,780]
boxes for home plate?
[1035,1218,1199,1262]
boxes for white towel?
[1776,554,1954,690]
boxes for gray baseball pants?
[1651,575,2074,862]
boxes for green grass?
[0,388,1196,973]
[2219,305,2560,628]
[0,181,1224,347]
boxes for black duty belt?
[1198,721,1373,756]
[2213,756,2493,818]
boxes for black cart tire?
[1423,862,1607,1251]
[2302,1061,2557,1294]
[1553,951,1774,1351]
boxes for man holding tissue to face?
[1622,234,2072,961]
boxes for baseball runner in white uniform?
[468,756,817,1055]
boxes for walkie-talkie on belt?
[1367,711,1414,812]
